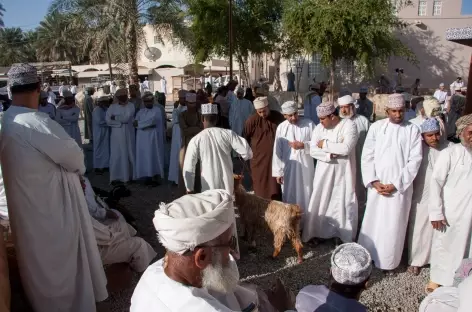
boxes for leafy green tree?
[283,0,416,97]
[50,0,187,84]
[182,0,284,86]
[0,28,37,66]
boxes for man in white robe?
[56,90,82,148]
[0,63,107,312]
[93,95,111,173]
[358,93,422,273]
[303,102,359,244]
[229,87,255,136]
[402,92,416,121]
[449,77,464,95]
[161,76,167,94]
[408,118,451,276]
[131,190,290,312]
[38,90,56,120]
[427,114,472,291]
[303,83,322,124]
[106,88,136,184]
[81,176,156,272]
[338,95,370,221]
[272,101,315,220]
[409,99,426,129]
[183,103,252,194]
[433,83,448,110]
[134,92,164,183]
[168,90,187,185]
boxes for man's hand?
[276,177,284,185]
[372,181,386,193]
[381,184,396,195]
[431,219,448,231]
[317,140,325,149]
[111,115,116,120]
[330,154,338,159]
[106,210,119,220]
[133,120,138,128]
[288,141,304,150]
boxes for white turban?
[153,190,234,255]
[337,95,355,106]
[423,96,441,118]
[254,97,269,109]
[281,101,298,114]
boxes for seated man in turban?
[81,176,156,272]
[296,243,371,312]
[131,190,294,312]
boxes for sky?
[2,0,472,30]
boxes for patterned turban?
[456,114,472,137]
[331,243,372,285]
[281,101,298,115]
[254,97,269,109]
[316,102,336,118]
[421,118,440,133]
[153,190,234,255]
[423,96,441,118]
[386,93,405,109]
[201,103,218,115]
[7,63,39,87]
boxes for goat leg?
[290,236,304,264]
[272,230,286,259]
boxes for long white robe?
[0,106,108,311]
[429,143,472,286]
[350,114,370,215]
[106,102,136,183]
[408,141,451,267]
[135,107,164,179]
[131,259,263,312]
[358,119,422,270]
[303,93,322,124]
[303,119,359,243]
[92,107,110,169]
[56,105,82,148]
[83,178,156,272]
[38,103,56,120]
[183,127,252,193]
[229,98,255,136]
[272,118,315,221]
[168,105,187,184]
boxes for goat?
[233,174,303,263]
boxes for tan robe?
[93,210,156,272]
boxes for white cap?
[338,95,355,106]
[201,103,218,115]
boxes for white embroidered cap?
[281,101,298,115]
[421,118,440,133]
[386,93,405,109]
[331,243,372,285]
[201,103,218,115]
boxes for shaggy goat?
[233,175,303,263]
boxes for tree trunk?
[237,54,249,87]
[329,58,336,102]
[274,49,281,85]
[125,7,139,86]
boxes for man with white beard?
[134,92,164,184]
[338,95,370,221]
[131,190,292,312]
[407,118,452,276]
[358,93,422,274]
[106,88,136,184]
[272,101,315,220]
[303,102,359,244]
[426,114,472,293]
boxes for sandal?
[425,281,440,294]
[408,266,420,276]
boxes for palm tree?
[35,12,86,63]
[0,28,31,66]
[50,0,187,84]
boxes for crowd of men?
[0,62,470,312]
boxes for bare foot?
[407,266,420,276]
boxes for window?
[308,53,324,80]
[433,1,442,16]
[153,35,159,44]
[418,1,427,16]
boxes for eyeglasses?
[186,236,238,255]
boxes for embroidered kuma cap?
[421,118,440,134]
[8,63,39,87]
[201,103,218,115]
[331,243,372,285]
[316,102,336,118]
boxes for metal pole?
[106,39,114,81]
[228,0,233,79]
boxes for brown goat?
[233,175,303,263]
